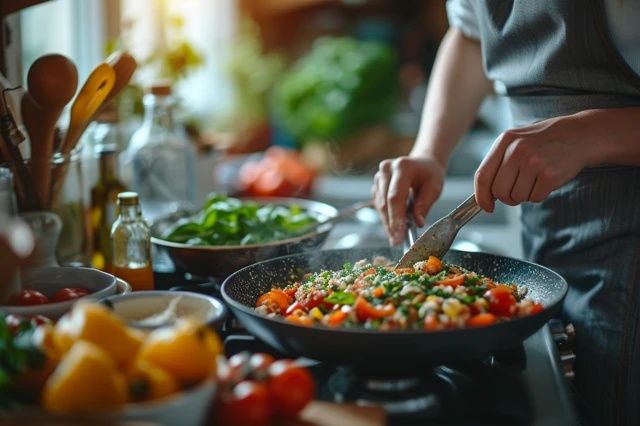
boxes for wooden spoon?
[99,51,137,113]
[89,51,137,122]
[61,62,116,154]
[50,63,115,205]
[21,54,78,205]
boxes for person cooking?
[371,1,640,425]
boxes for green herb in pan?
[162,194,320,246]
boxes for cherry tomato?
[249,352,275,381]
[285,301,305,316]
[268,360,315,418]
[531,302,544,315]
[51,287,91,303]
[216,380,271,426]
[484,287,517,317]
[302,291,325,311]
[11,289,49,306]
[220,352,251,385]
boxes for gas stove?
[154,270,579,426]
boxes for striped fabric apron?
[472,1,640,425]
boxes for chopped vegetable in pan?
[162,194,319,246]
[255,256,544,330]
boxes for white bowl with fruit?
[0,302,222,424]
[1,266,118,321]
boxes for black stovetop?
[154,270,579,426]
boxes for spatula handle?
[451,194,482,228]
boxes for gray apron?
[472,1,640,425]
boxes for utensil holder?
[47,148,92,266]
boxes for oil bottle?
[111,191,154,291]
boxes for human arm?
[372,27,493,245]
[474,107,640,212]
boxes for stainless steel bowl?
[150,197,338,278]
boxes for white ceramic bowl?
[102,290,227,331]
[4,378,217,425]
[1,267,118,320]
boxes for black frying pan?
[221,248,568,367]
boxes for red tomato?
[301,291,325,311]
[484,287,517,317]
[220,352,251,385]
[51,287,91,303]
[268,360,315,418]
[11,289,49,306]
[216,380,271,426]
[249,353,275,381]
[531,302,544,315]
[285,301,305,316]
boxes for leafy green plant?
[272,37,397,145]
[0,316,45,409]
[162,194,319,246]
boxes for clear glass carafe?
[122,82,196,221]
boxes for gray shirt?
[447,0,640,77]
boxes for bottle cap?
[148,80,172,96]
[117,191,139,206]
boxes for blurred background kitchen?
[3,0,520,266]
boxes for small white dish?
[1,266,118,320]
[102,290,227,331]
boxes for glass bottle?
[82,101,124,202]
[90,147,127,272]
[111,192,154,291]
[122,82,196,220]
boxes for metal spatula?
[396,194,482,268]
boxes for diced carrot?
[424,313,442,331]
[283,285,299,299]
[425,256,443,275]
[435,274,466,288]
[394,268,415,275]
[354,297,395,321]
[256,289,290,314]
[326,310,348,327]
[372,287,385,298]
[353,268,376,288]
[285,309,314,327]
[466,313,497,328]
